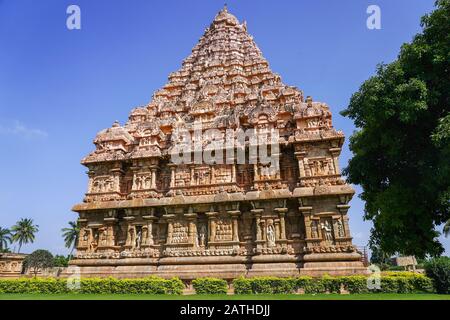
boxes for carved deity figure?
[311,160,329,176]
[198,224,207,247]
[134,175,152,190]
[142,226,149,245]
[92,177,115,193]
[134,176,143,190]
[144,177,151,189]
[136,229,142,249]
[267,224,276,247]
[311,220,319,238]
[82,229,89,242]
[90,230,99,252]
[99,227,108,246]
[115,224,125,246]
[128,227,135,247]
[321,220,334,241]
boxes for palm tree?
[444,219,450,237]
[11,218,39,253]
[61,221,79,258]
[0,227,12,252]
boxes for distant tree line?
[0,218,39,253]
[0,218,79,276]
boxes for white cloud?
[0,120,48,139]
[353,232,365,239]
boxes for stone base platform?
[63,254,367,280]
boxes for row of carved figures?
[78,215,348,253]
[87,153,340,195]
[310,219,345,240]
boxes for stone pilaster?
[170,166,175,188]
[228,210,241,243]
[164,214,175,244]
[261,219,267,245]
[295,151,307,178]
[274,208,288,241]
[185,213,198,246]
[337,204,351,240]
[123,216,135,248]
[274,219,280,241]
[143,212,157,246]
[205,211,218,243]
[110,167,124,193]
[251,209,264,242]
[329,147,341,175]
[103,217,117,248]
[299,205,314,249]
[151,168,157,189]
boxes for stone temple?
[69,7,366,279]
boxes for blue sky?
[0,0,447,255]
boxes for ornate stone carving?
[321,219,334,242]
[197,223,208,247]
[266,224,275,247]
[336,218,345,238]
[171,221,189,244]
[90,176,116,193]
[214,218,233,242]
[311,220,319,239]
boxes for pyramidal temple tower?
[70,7,366,279]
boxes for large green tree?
[0,227,12,252]
[61,221,79,258]
[23,249,54,277]
[341,0,450,258]
[53,254,70,267]
[11,218,39,253]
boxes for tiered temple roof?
[82,6,342,168]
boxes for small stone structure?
[0,253,26,278]
[68,7,366,279]
[392,256,418,271]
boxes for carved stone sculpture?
[267,224,275,247]
[136,229,142,249]
[322,220,334,242]
[311,220,319,239]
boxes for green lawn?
[1,293,449,300]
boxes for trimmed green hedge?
[0,273,434,295]
[425,257,450,294]
[192,278,228,295]
[0,277,184,295]
[233,273,433,295]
